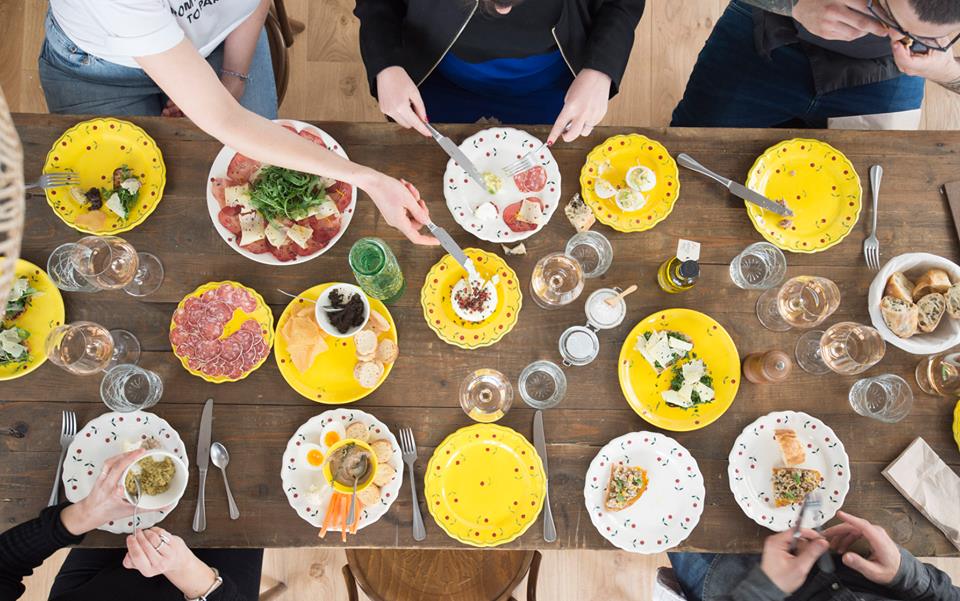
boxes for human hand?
[547,69,611,145]
[792,0,887,41]
[362,173,438,245]
[61,449,146,536]
[759,527,830,595]
[822,511,901,585]
[123,528,218,598]
[890,36,960,83]
[161,99,185,118]
[375,66,432,137]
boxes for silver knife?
[425,222,477,280]
[423,122,488,192]
[192,398,214,533]
[533,410,557,543]
[677,153,794,217]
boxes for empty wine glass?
[49,236,164,297]
[756,275,841,332]
[530,252,584,309]
[459,369,513,423]
[795,321,886,375]
[729,242,787,290]
[45,321,141,375]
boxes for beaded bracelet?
[220,69,250,81]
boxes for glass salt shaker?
[558,287,628,367]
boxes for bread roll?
[945,284,960,319]
[885,272,915,303]
[917,293,946,333]
[880,296,919,338]
[912,269,952,301]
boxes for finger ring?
[154,535,169,551]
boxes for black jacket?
[354,0,646,97]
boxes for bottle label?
[677,239,701,262]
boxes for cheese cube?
[287,224,313,249]
[515,199,543,225]
[105,192,126,218]
[238,211,266,246]
[225,184,254,210]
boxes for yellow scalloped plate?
[169,281,273,383]
[43,118,166,235]
[0,259,65,381]
[425,424,545,547]
[274,282,398,404]
[421,249,521,349]
[745,139,861,253]
[952,400,960,454]
[618,309,741,432]
[579,134,680,232]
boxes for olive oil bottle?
[657,239,701,293]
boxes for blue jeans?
[671,0,925,128]
[669,552,719,601]
[38,13,277,118]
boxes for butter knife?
[424,122,488,192]
[192,398,214,533]
[533,411,557,543]
[677,153,794,217]
[426,222,477,280]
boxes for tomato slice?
[209,177,238,209]
[502,198,543,233]
[217,206,242,236]
[227,153,261,183]
[326,181,353,212]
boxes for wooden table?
[3,114,959,555]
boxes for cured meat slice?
[209,177,238,209]
[269,241,299,262]
[172,308,188,327]
[513,166,547,193]
[206,301,234,324]
[298,128,327,147]
[227,365,244,380]
[503,198,544,233]
[235,288,258,313]
[195,339,221,362]
[326,181,352,212]
[241,347,260,367]
[241,239,271,254]
[230,329,255,351]
[199,319,224,341]
[169,327,190,347]
[227,153,261,183]
[218,206,242,236]
[240,319,262,333]
[187,356,205,371]
[183,297,203,312]
[186,306,205,328]
[220,339,243,362]
[201,290,219,303]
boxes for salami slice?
[240,319,262,334]
[217,206,242,236]
[201,290,219,303]
[195,339,221,362]
[236,289,258,313]
[242,347,259,368]
[220,339,243,362]
[513,166,547,193]
[206,301,234,324]
[186,306,205,328]
[200,360,222,377]
[326,181,353,213]
[187,357,206,371]
[184,297,203,312]
[169,327,190,347]
[230,329,255,351]
[227,153,261,183]
[199,320,224,341]
[172,308,188,327]
[227,365,244,380]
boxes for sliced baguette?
[917,292,946,333]
[885,272,915,303]
[912,269,952,301]
[945,284,960,319]
[880,296,919,339]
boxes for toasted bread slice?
[604,465,648,512]
[917,293,946,333]
[880,296,919,338]
[771,467,822,507]
[913,269,952,301]
[774,429,805,467]
[885,272,915,303]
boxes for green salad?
[0,326,29,365]
[4,277,39,321]
[249,166,330,222]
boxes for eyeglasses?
[866,0,960,54]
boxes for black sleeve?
[887,548,960,601]
[0,503,84,600]
[354,0,408,97]
[581,0,647,93]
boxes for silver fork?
[501,123,571,177]
[130,476,142,531]
[863,165,883,271]
[398,427,426,541]
[48,410,77,506]
[26,172,80,191]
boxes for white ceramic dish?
[121,450,189,511]
[868,252,960,355]
[583,431,705,554]
[314,283,370,338]
[728,411,849,532]
[63,411,189,533]
[205,119,357,266]
[443,127,561,243]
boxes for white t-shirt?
[50,0,260,68]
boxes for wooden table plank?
[4,114,960,554]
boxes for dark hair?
[476,0,526,17]
[908,0,960,24]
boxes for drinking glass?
[795,322,886,375]
[349,237,405,304]
[729,242,787,290]
[848,374,913,423]
[49,236,164,296]
[459,368,513,423]
[100,364,163,412]
[45,321,141,375]
[47,243,99,292]
[518,360,567,409]
[756,276,841,332]
[915,351,960,397]
[565,231,613,279]
[530,252,584,309]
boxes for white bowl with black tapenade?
[314,283,370,338]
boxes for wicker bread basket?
[0,86,25,303]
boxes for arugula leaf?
[249,166,328,222]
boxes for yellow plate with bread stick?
[745,139,861,253]
[0,259,65,381]
[274,283,397,404]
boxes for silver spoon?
[130,475,142,531]
[210,442,240,520]
[346,454,368,529]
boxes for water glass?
[518,360,567,409]
[459,368,513,423]
[848,374,913,423]
[349,237,405,304]
[101,364,163,412]
[730,242,787,290]
[530,252,584,309]
[565,231,613,279]
[47,243,99,292]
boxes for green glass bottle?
[349,237,406,304]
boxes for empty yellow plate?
[952,400,959,454]
[43,118,166,235]
[425,424,545,547]
[618,308,741,431]
[745,138,861,253]
[0,259,65,381]
[275,283,397,404]
[421,249,521,349]
[579,134,680,232]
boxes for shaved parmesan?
[661,390,692,408]
[668,337,694,353]
[238,211,266,246]
[287,224,313,249]
[693,382,715,403]
[682,360,705,383]
[307,199,339,220]
[264,221,288,247]
[225,183,254,211]
[105,193,126,218]
[515,198,544,225]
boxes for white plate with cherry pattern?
[728,411,850,532]
[584,431,705,554]
[63,411,189,534]
[443,127,561,243]
[280,409,402,532]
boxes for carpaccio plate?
[169,281,274,383]
[205,119,357,265]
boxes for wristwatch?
[184,568,223,601]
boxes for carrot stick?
[319,493,342,538]
[341,494,351,542]
[349,499,363,535]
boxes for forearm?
[221,0,270,76]
[737,0,796,16]
[887,548,960,601]
[354,0,407,92]
[581,0,646,91]
[0,503,84,599]
[936,61,960,96]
